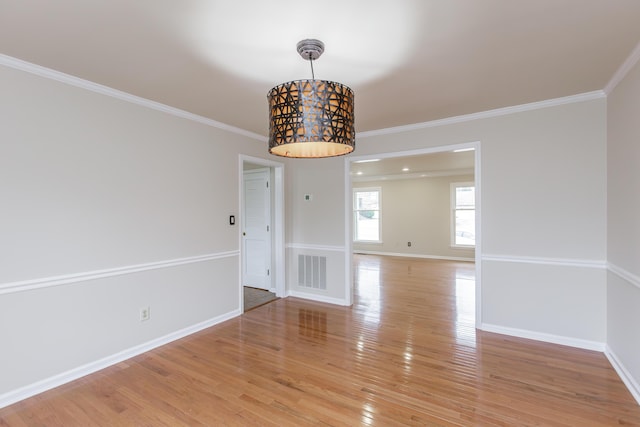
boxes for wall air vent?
[298,255,327,290]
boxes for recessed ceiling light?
[356,171,363,175]
[453,148,475,152]
[402,167,409,172]
[354,159,381,163]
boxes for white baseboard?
[605,345,640,405]
[480,323,605,352]
[0,309,241,409]
[354,250,474,262]
[287,290,350,306]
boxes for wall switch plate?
[140,306,150,322]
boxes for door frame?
[344,141,482,327]
[239,155,285,310]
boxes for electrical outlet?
[407,241,412,247]
[140,306,150,322]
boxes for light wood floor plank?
[1,255,639,426]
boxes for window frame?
[450,182,475,248]
[353,187,382,243]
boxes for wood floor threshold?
[244,297,280,312]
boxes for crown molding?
[357,91,606,139]
[604,40,640,95]
[0,53,266,142]
[1,52,612,143]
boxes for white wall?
[353,175,475,260]
[607,52,640,400]
[288,96,607,343]
[285,157,350,303]
[0,55,626,405]
[0,63,267,404]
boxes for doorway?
[345,142,482,326]
[239,155,285,312]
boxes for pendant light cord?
[309,56,315,80]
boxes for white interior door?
[243,168,271,290]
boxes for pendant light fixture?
[267,39,355,158]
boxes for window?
[353,188,381,242]
[451,183,475,247]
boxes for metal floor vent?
[298,255,327,290]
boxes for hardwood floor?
[1,255,639,426]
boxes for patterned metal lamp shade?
[268,40,355,158]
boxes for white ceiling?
[351,150,475,181]
[1,0,639,139]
